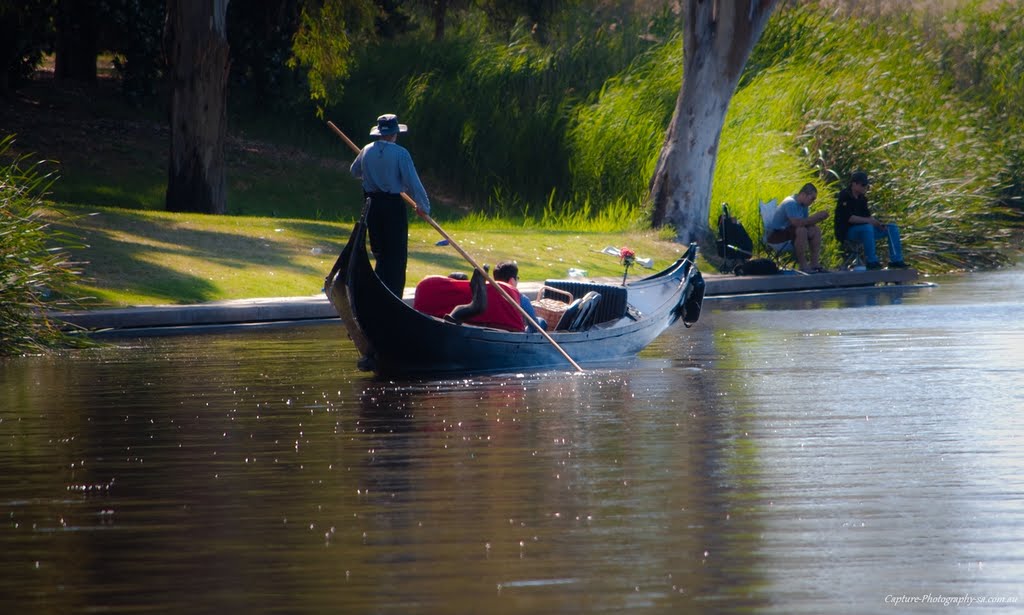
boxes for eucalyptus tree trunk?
[164,0,231,214]
[649,0,777,244]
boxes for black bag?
[716,208,753,261]
[734,258,779,276]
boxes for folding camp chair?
[758,199,805,274]
[839,239,866,270]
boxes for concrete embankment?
[52,268,921,333]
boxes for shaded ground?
[4,68,344,168]
[1,69,356,217]
[2,69,480,220]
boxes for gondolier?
[350,113,430,297]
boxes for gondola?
[324,213,704,376]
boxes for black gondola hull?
[325,221,702,376]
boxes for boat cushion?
[554,291,602,331]
[413,275,526,332]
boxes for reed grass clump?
[670,4,1020,270]
[325,9,669,212]
[0,136,86,355]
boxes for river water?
[2,268,1022,613]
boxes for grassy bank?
[569,6,1023,269]
[8,75,686,309]
[45,204,686,307]
[6,2,1024,319]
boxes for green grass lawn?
[46,204,693,307]
[13,76,694,310]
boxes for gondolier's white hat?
[370,114,408,136]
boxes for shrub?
[0,136,85,356]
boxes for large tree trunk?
[649,0,776,245]
[165,0,231,214]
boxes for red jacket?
[413,276,525,332]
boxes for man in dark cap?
[350,113,431,296]
[834,171,908,269]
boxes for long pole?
[327,121,583,372]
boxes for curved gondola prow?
[324,210,375,358]
[668,243,704,328]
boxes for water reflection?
[2,269,1023,613]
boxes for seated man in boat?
[834,171,909,270]
[493,261,547,331]
[767,183,829,273]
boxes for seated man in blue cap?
[834,171,908,270]
[350,113,430,297]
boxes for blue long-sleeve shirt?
[350,140,430,214]
[518,294,548,331]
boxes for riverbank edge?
[50,269,921,333]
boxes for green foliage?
[930,1,1024,206]
[0,136,85,356]
[327,5,666,211]
[462,187,648,232]
[6,0,1023,279]
[567,33,681,206]
[100,0,166,102]
[567,3,1023,270]
[776,5,1020,270]
[227,1,307,111]
[288,0,375,116]
[0,0,54,94]
[663,3,1015,270]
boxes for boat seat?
[555,291,602,331]
[542,280,626,324]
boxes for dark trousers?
[365,192,408,297]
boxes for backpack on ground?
[734,258,779,276]
[716,205,754,262]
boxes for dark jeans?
[365,192,408,297]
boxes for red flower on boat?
[619,247,636,285]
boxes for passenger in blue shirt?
[493,261,548,331]
[350,114,430,297]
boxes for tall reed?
[0,136,86,355]
[326,8,669,210]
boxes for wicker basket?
[531,286,573,325]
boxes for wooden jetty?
[701,267,922,297]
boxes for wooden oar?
[327,120,583,372]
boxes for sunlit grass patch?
[45,204,695,307]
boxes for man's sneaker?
[888,261,909,269]
[866,261,883,270]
